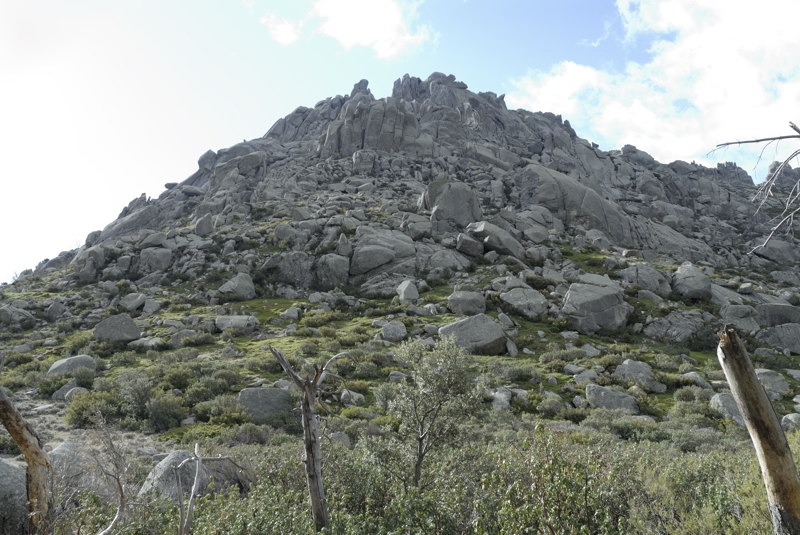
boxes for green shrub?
[147,395,184,432]
[37,375,70,397]
[65,391,124,428]
[0,433,20,455]
[70,366,95,388]
[185,377,228,406]
[194,394,248,425]
[162,367,193,391]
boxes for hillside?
[1,72,799,534]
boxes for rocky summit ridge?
[2,72,800,432]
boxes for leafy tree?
[373,336,482,489]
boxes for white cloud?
[260,13,301,45]
[312,0,431,58]
[507,0,800,179]
[259,0,432,58]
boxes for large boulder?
[499,287,548,320]
[585,384,638,412]
[49,442,116,499]
[350,245,395,275]
[642,310,709,343]
[47,354,96,376]
[0,305,35,328]
[755,304,800,327]
[465,221,525,258]
[139,247,173,273]
[214,315,259,332]
[420,180,483,229]
[237,387,294,425]
[314,254,350,290]
[381,321,408,342]
[219,273,257,301]
[613,359,666,393]
[617,264,671,297]
[138,450,210,502]
[758,323,800,354]
[93,313,142,342]
[560,283,632,334]
[396,280,419,303]
[447,291,486,315]
[710,393,744,426]
[720,305,760,334]
[438,314,506,355]
[756,368,790,400]
[672,262,711,301]
[0,459,26,535]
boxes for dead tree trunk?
[0,389,52,534]
[717,326,800,534]
[270,347,347,533]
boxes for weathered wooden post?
[270,347,347,532]
[717,325,800,534]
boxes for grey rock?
[64,387,88,402]
[219,273,256,301]
[643,310,708,343]
[756,368,790,399]
[710,392,744,426]
[194,213,214,237]
[215,315,259,332]
[0,305,34,327]
[758,323,800,354]
[720,305,760,334]
[456,233,484,257]
[138,450,210,502]
[420,180,483,228]
[139,247,173,273]
[53,380,79,401]
[396,280,419,303]
[680,372,711,389]
[447,291,486,315]
[237,387,293,425]
[617,264,671,297]
[340,389,366,406]
[613,359,667,393]
[438,313,507,355]
[47,354,96,376]
[388,371,408,383]
[585,384,638,412]
[499,287,548,320]
[782,413,800,432]
[350,245,395,275]
[672,262,712,301]
[756,304,800,327]
[314,254,350,290]
[0,459,26,535]
[120,292,147,312]
[574,369,598,385]
[50,441,116,499]
[466,221,524,258]
[93,313,142,342]
[560,283,632,334]
[381,320,408,342]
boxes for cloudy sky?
[2,0,799,283]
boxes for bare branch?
[716,134,800,149]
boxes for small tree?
[0,360,52,534]
[373,337,482,489]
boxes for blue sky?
[2,0,799,283]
